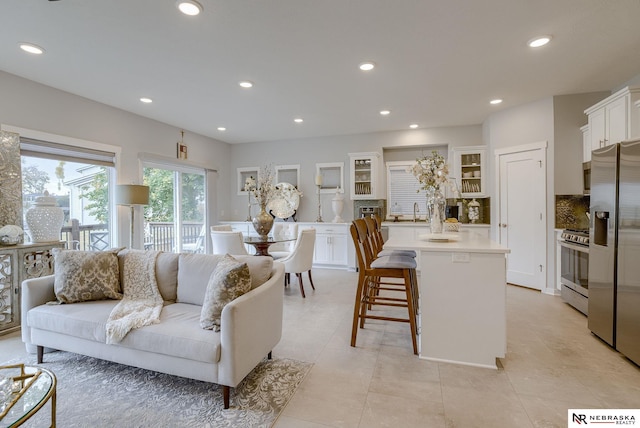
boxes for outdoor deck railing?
[52,219,203,252]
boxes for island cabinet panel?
[420,250,507,368]
[384,231,509,368]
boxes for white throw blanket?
[106,250,162,344]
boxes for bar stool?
[350,218,419,355]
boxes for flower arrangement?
[251,165,276,208]
[410,150,450,195]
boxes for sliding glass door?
[143,165,205,253]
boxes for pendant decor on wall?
[0,131,24,240]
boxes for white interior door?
[497,146,546,289]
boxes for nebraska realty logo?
[569,409,639,426]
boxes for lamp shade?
[115,184,149,206]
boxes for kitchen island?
[384,231,509,369]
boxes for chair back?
[364,216,383,254]
[210,230,248,255]
[211,224,233,231]
[282,228,316,273]
[352,218,376,269]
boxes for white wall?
[553,92,609,195]
[0,71,231,246]
[227,125,482,222]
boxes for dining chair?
[268,222,298,260]
[367,215,416,258]
[279,228,316,298]
[211,224,233,231]
[210,230,249,256]
[350,218,419,354]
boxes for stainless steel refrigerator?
[589,139,640,366]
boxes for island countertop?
[384,230,509,254]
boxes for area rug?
[11,351,312,428]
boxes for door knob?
[500,223,507,228]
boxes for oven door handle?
[559,240,590,254]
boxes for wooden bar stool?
[350,219,419,355]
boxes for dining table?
[243,236,295,257]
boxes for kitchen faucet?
[413,202,419,222]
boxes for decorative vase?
[427,189,446,234]
[25,191,64,242]
[252,203,274,239]
[331,188,344,223]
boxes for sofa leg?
[223,385,230,409]
[37,346,43,364]
[268,351,272,360]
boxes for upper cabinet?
[585,86,640,154]
[581,125,591,163]
[349,152,384,200]
[452,146,486,197]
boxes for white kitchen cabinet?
[349,152,384,200]
[452,146,486,197]
[585,86,640,152]
[299,223,351,269]
[581,125,591,163]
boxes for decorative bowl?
[0,234,22,246]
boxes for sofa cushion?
[155,252,179,302]
[177,253,274,305]
[52,248,122,303]
[27,300,118,343]
[233,255,273,290]
[117,303,221,364]
[177,253,221,305]
[200,254,251,331]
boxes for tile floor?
[2,268,639,427]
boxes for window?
[386,161,427,218]
[20,136,117,251]
[142,162,207,254]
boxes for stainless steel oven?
[560,232,589,315]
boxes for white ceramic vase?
[25,192,64,242]
[331,189,344,223]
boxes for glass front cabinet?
[452,146,486,197]
[349,152,384,200]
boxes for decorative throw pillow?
[200,254,251,331]
[52,248,122,303]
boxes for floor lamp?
[115,184,150,248]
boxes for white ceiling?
[2,0,640,144]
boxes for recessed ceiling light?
[176,0,203,16]
[379,110,391,116]
[140,97,153,103]
[294,118,304,123]
[528,36,551,48]
[238,81,253,89]
[359,62,375,71]
[490,99,503,105]
[409,124,419,129]
[217,127,226,131]
[19,43,45,55]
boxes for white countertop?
[382,221,490,228]
[385,230,509,254]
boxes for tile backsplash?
[555,195,590,229]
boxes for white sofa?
[21,252,285,409]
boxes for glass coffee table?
[0,364,56,427]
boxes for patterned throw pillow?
[53,248,122,303]
[200,254,251,331]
